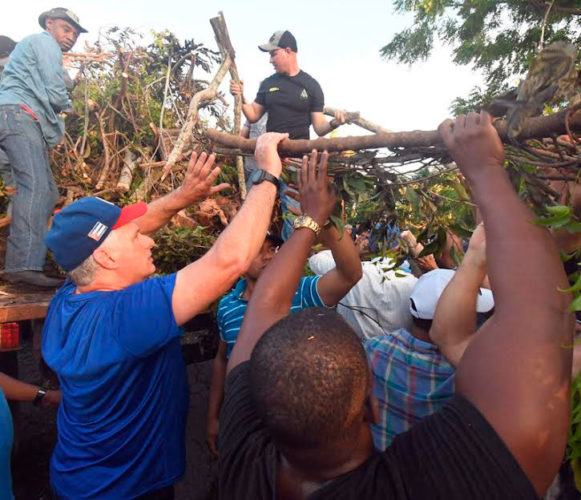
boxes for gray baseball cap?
[258,30,297,53]
[39,7,88,34]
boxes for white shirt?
[308,250,417,340]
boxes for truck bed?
[0,282,54,323]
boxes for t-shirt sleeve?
[109,274,182,357]
[298,275,325,308]
[217,296,228,342]
[255,78,269,106]
[309,78,324,112]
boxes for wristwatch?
[293,215,321,236]
[33,387,47,407]
[248,169,280,189]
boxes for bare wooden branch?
[131,54,232,200]
[95,111,111,189]
[207,108,581,155]
[324,107,392,134]
[210,11,247,199]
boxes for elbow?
[217,253,249,286]
[343,263,363,287]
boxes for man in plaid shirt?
[365,268,494,450]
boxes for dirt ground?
[8,335,218,500]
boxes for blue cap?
[45,197,147,272]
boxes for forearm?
[241,102,263,123]
[228,228,317,372]
[430,254,486,366]
[325,227,362,284]
[0,372,40,402]
[317,226,362,305]
[313,120,338,137]
[207,356,226,421]
[214,183,276,268]
[172,183,276,325]
[469,170,570,317]
[135,189,191,235]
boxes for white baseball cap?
[409,269,494,320]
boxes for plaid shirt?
[364,328,455,450]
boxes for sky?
[6,0,485,134]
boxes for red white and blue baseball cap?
[45,197,147,271]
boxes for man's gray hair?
[68,254,98,286]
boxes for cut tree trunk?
[207,108,581,155]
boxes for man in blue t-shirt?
[206,222,363,456]
[41,134,288,499]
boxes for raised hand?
[254,132,289,179]
[177,151,230,205]
[298,150,336,226]
[438,111,505,183]
[229,79,244,97]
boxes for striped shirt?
[364,328,455,450]
[217,276,324,358]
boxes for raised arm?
[172,133,287,326]
[439,111,574,496]
[228,150,336,374]
[135,152,229,235]
[429,224,487,366]
[316,225,362,306]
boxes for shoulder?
[296,71,322,89]
[258,73,280,88]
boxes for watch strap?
[250,169,280,189]
[33,387,47,407]
[293,215,321,236]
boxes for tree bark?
[323,106,392,134]
[210,12,247,199]
[207,108,581,155]
[162,55,231,178]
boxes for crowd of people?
[0,8,578,500]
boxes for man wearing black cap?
[0,8,87,287]
[230,30,345,140]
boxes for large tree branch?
[207,108,581,155]
[211,11,247,199]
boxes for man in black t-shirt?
[219,114,573,499]
[230,30,345,140]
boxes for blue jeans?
[0,105,58,272]
[0,149,13,187]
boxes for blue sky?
[8,0,485,133]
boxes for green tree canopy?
[381,0,581,112]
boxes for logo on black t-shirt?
[300,89,308,100]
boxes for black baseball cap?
[258,30,297,53]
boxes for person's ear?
[364,392,380,425]
[92,245,117,270]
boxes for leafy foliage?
[381,0,581,111]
